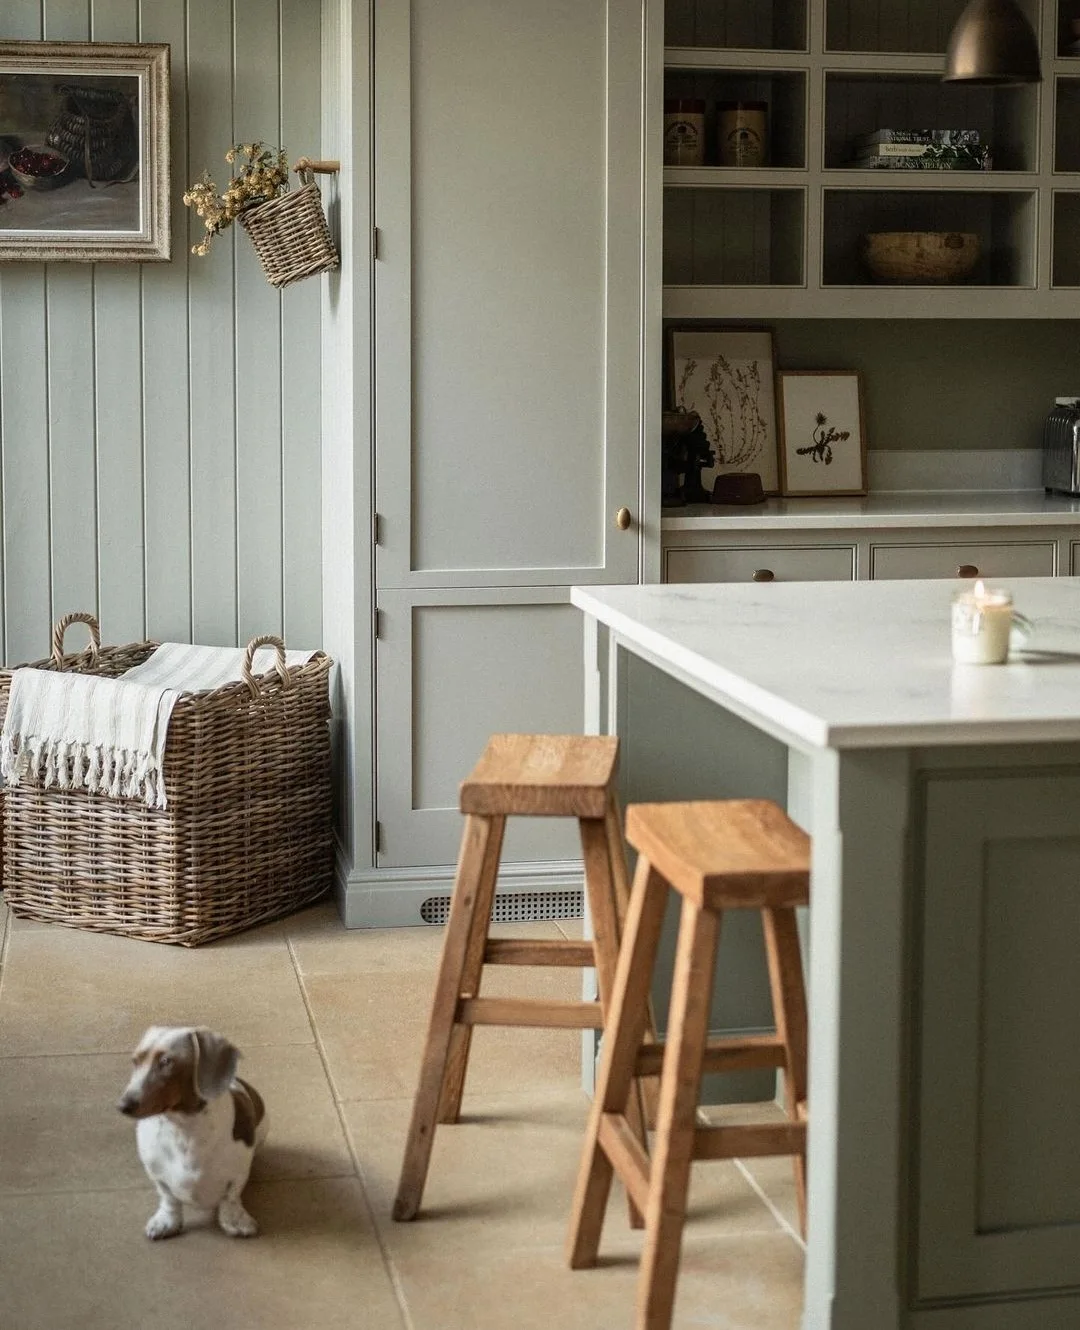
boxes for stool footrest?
[692,1122,806,1161]
[598,1112,651,1216]
[456,996,604,1030]
[483,937,595,968]
[635,1033,787,1078]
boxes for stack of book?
[849,129,991,171]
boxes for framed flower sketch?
[0,41,170,262]
[668,327,779,495]
[777,371,867,497]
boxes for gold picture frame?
[777,370,868,497]
[0,41,170,262]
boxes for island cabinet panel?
[869,540,1057,581]
[915,771,1080,1306]
[663,543,855,583]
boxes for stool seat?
[626,800,809,908]
[460,733,618,819]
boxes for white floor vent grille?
[419,888,584,927]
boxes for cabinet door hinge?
[372,226,380,261]
[373,606,382,640]
[374,820,383,853]
[372,511,381,546]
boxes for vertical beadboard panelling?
[280,0,322,649]
[0,0,323,664]
[187,0,240,644]
[92,0,146,644]
[233,0,285,643]
[140,0,192,641]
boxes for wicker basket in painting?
[237,166,339,288]
[0,613,334,946]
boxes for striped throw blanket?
[0,642,315,809]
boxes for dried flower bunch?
[183,142,289,256]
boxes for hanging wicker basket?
[237,166,339,289]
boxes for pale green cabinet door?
[373,0,646,590]
[916,771,1080,1306]
[374,589,587,868]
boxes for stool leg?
[567,856,668,1270]
[436,815,505,1125]
[580,816,648,1231]
[762,906,809,1237]
[393,814,504,1222]
[638,899,720,1330]
[607,790,662,1130]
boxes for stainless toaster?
[1043,397,1080,497]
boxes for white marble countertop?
[573,577,1080,750]
[661,491,1080,532]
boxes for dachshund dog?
[117,1026,268,1240]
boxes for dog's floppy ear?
[190,1028,240,1100]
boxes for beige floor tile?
[291,915,566,977]
[700,1101,803,1234]
[344,1085,780,1255]
[556,915,585,939]
[0,1052,147,1195]
[307,960,584,1101]
[0,925,314,1056]
[0,1178,406,1330]
[391,1231,803,1330]
[242,1043,356,1182]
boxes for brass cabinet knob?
[957,564,980,578]
[752,568,775,583]
[615,507,632,531]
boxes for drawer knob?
[615,506,632,531]
[957,564,980,578]
[752,568,775,583]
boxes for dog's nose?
[117,1096,137,1116]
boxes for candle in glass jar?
[951,580,1014,665]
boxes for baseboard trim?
[338,858,586,928]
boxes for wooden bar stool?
[567,799,810,1330]
[393,733,650,1223]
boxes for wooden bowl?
[863,231,981,284]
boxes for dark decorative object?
[661,410,715,507]
[46,84,138,185]
[711,472,766,506]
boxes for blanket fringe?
[0,734,168,809]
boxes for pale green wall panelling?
[0,0,323,666]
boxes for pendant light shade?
[943,0,1041,84]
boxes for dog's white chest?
[136,1097,254,1211]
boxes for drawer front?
[664,545,855,584]
[870,541,1056,582]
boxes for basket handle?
[51,612,102,669]
[241,635,290,698]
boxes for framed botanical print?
[777,370,868,497]
[0,41,170,262]
[668,327,780,495]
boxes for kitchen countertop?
[661,490,1080,531]
[572,577,1080,750]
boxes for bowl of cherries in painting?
[7,144,69,191]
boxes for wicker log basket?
[0,613,334,946]
[237,163,339,288]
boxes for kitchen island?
[573,576,1080,1330]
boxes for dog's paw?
[145,1208,183,1240]
[218,1205,259,1238]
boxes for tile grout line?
[732,1157,806,1253]
[285,936,417,1330]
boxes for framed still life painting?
[668,327,780,496]
[0,41,170,262]
[777,370,867,497]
